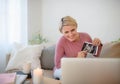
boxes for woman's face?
[61,26,79,42]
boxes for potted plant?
[29,33,48,45]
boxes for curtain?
[0,0,27,73]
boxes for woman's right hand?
[77,51,87,58]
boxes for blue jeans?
[53,68,61,80]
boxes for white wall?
[28,0,42,40]
[41,0,120,43]
[29,0,120,43]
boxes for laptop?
[61,58,120,84]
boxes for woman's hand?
[92,38,101,46]
[77,51,87,58]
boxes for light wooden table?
[24,77,61,84]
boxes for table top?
[24,77,61,84]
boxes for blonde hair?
[59,16,77,33]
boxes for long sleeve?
[54,40,64,69]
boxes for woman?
[54,16,102,79]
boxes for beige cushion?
[100,42,120,58]
[6,44,44,72]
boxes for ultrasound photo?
[81,42,98,55]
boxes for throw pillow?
[100,42,120,58]
[6,44,44,72]
[40,44,55,70]
[10,42,25,59]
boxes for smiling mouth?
[69,36,75,39]
[69,37,74,39]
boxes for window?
[0,0,27,72]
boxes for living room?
[0,0,120,83]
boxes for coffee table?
[24,77,61,84]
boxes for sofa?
[6,42,120,79]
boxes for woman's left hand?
[92,38,101,46]
[77,51,87,58]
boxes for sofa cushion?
[6,44,44,72]
[43,70,54,78]
[40,45,56,70]
[100,42,120,58]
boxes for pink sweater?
[54,32,92,69]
